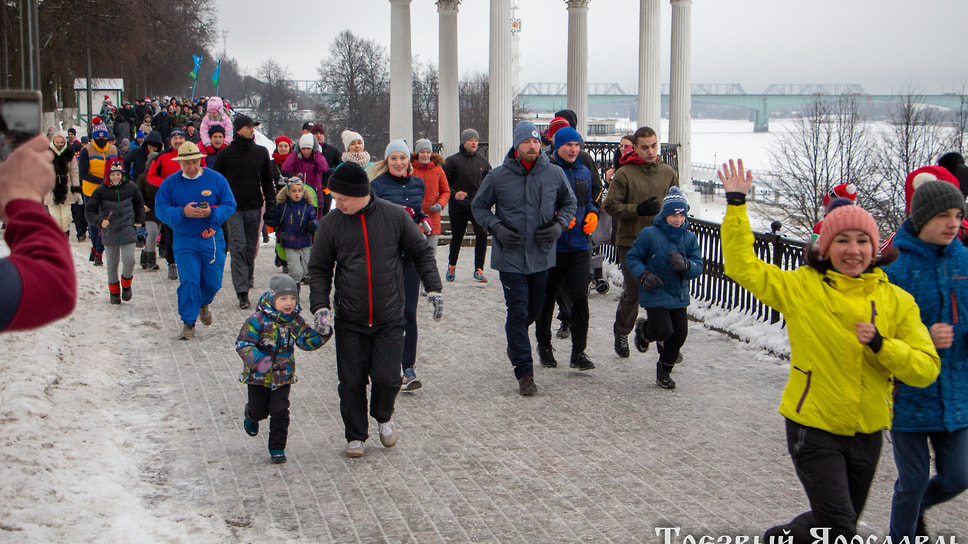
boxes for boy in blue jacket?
[625,187,703,389]
[267,177,317,287]
[883,180,968,538]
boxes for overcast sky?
[217,0,966,95]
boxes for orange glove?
[582,212,599,235]
[568,217,576,229]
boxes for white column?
[669,0,692,193]
[390,0,414,144]
[437,0,461,156]
[566,0,590,137]
[489,0,512,167]
[638,0,661,137]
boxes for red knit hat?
[817,204,879,259]
[547,117,570,140]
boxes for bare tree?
[251,59,298,137]
[458,72,489,143]
[767,96,878,237]
[317,30,390,153]
[867,85,951,232]
[412,61,439,142]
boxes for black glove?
[536,221,563,245]
[639,270,663,290]
[491,223,522,248]
[669,252,689,274]
[636,196,661,217]
[263,211,276,224]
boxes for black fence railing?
[599,218,806,325]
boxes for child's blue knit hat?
[659,186,689,219]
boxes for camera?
[0,90,42,160]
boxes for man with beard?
[471,121,576,396]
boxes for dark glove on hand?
[263,211,276,224]
[636,196,661,216]
[639,270,664,290]
[669,252,689,274]
[536,221,563,245]
[492,223,522,248]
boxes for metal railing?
[598,219,806,325]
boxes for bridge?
[516,83,967,132]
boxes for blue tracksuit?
[155,168,237,324]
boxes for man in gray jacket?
[472,121,577,396]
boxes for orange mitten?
[568,217,576,229]
[582,212,599,235]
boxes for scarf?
[341,151,371,168]
[272,151,290,166]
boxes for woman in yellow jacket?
[718,160,940,541]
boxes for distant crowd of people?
[4,91,966,539]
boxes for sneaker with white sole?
[345,440,365,458]
[401,367,422,391]
[378,420,398,447]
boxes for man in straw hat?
[155,141,237,340]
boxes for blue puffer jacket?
[471,149,577,274]
[883,220,968,432]
[370,172,428,224]
[549,152,596,253]
[271,197,317,250]
[625,215,703,309]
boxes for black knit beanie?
[910,180,966,233]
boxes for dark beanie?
[327,162,370,197]
[554,109,578,128]
[460,128,479,145]
[267,275,298,302]
[910,180,967,233]
[208,124,225,137]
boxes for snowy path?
[0,237,965,542]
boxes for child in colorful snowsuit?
[237,275,326,464]
[626,186,703,389]
[268,177,318,286]
[85,158,145,304]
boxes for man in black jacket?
[308,162,444,458]
[442,128,492,282]
[213,114,277,309]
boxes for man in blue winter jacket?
[155,141,237,340]
[472,121,577,396]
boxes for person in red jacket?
[412,139,451,260]
[0,135,77,331]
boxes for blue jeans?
[401,258,420,371]
[890,428,968,538]
[499,270,548,380]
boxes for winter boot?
[518,375,537,396]
[537,344,557,368]
[168,263,178,280]
[136,235,146,249]
[614,332,630,358]
[108,282,121,305]
[140,250,148,269]
[570,352,595,371]
[145,251,160,271]
[656,360,676,389]
[556,321,571,339]
[89,247,96,262]
[238,292,251,310]
[121,276,133,302]
[93,253,103,266]
[269,450,287,464]
[199,305,213,326]
[178,323,195,340]
[634,318,650,353]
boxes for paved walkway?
[126,242,966,542]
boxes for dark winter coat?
[236,293,325,390]
[370,172,428,225]
[471,148,577,274]
[123,146,151,182]
[602,158,679,247]
[85,177,146,247]
[883,220,968,432]
[268,193,318,250]
[443,147,491,213]
[308,194,441,326]
[625,215,703,310]
[150,111,172,142]
[47,143,81,206]
[549,152,597,253]
[213,134,277,215]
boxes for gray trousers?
[226,208,263,295]
[144,220,160,253]
[104,243,136,285]
[286,246,312,284]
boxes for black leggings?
[642,307,688,364]
[447,208,487,270]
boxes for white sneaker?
[345,440,365,458]
[378,420,398,448]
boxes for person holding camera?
[0,135,76,331]
[154,142,236,340]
